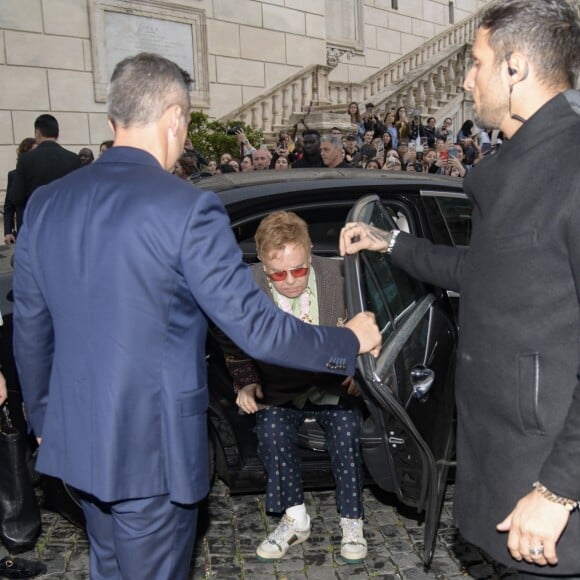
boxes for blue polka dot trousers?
[255,404,364,519]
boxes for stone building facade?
[0,0,489,197]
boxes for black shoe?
[0,557,47,579]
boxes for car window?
[355,201,426,344]
[232,204,352,261]
[422,192,472,247]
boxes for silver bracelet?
[386,230,401,254]
[532,481,579,512]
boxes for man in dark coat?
[13,53,381,580]
[292,130,325,168]
[339,1,580,577]
[320,134,351,169]
[10,114,81,229]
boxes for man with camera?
[362,103,385,138]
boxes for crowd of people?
[180,113,501,181]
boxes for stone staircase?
[219,0,580,142]
[219,9,481,140]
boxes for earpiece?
[505,52,517,77]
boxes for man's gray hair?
[107,53,192,129]
[478,0,580,89]
[320,134,343,150]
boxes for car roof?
[198,168,465,209]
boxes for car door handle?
[410,364,435,400]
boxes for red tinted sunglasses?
[266,266,309,282]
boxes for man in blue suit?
[12,53,380,580]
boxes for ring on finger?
[529,545,544,558]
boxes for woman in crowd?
[456,120,474,143]
[380,131,394,161]
[382,111,398,149]
[228,159,241,172]
[206,160,218,175]
[239,154,254,172]
[274,156,290,170]
[365,159,382,170]
[347,102,365,146]
[173,154,199,183]
[382,155,402,171]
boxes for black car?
[0,168,472,565]
[201,168,471,564]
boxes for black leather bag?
[0,405,41,552]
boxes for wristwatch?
[386,230,400,254]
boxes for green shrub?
[188,111,263,164]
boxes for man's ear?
[505,52,529,84]
[166,104,184,136]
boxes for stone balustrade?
[220,65,333,133]
[219,9,480,137]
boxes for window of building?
[325,0,364,50]
[392,0,399,9]
[449,1,455,24]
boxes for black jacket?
[391,91,580,575]
[10,141,81,228]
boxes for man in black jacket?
[9,114,81,229]
[339,1,580,577]
[292,130,324,168]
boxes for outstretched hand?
[340,222,393,256]
[345,312,381,357]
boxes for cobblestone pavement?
[0,481,518,579]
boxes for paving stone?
[303,549,334,567]
[389,551,425,569]
[306,566,340,579]
[11,479,517,579]
[276,554,308,572]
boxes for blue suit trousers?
[80,492,198,580]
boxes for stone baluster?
[407,86,416,110]
[445,57,457,95]
[397,94,406,109]
[272,92,281,128]
[282,86,290,124]
[261,99,271,132]
[291,81,300,114]
[425,74,436,111]
[416,82,427,112]
[301,74,311,111]
[251,106,259,130]
[311,70,319,104]
[435,66,446,103]
[318,67,330,104]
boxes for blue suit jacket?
[13,147,359,504]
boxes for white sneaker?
[340,517,367,563]
[256,514,311,561]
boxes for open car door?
[344,195,457,566]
